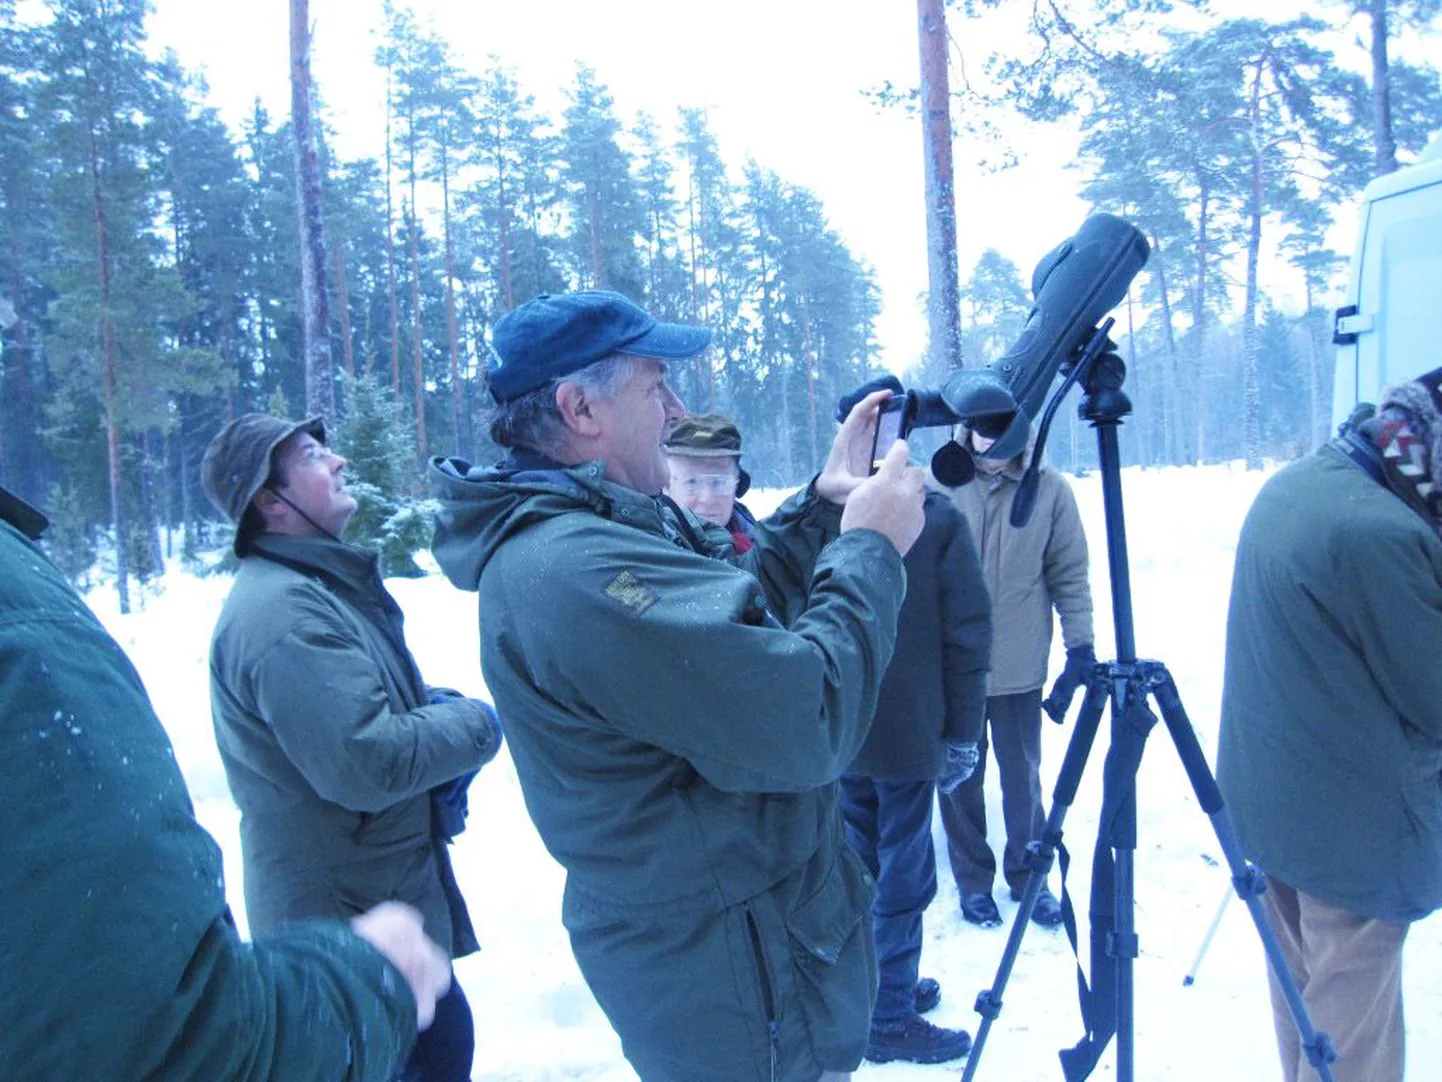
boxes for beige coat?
[946,457,1093,695]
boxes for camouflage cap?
[201,413,327,556]
[664,413,744,458]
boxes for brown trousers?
[1262,875,1410,1082]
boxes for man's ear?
[252,488,285,527]
[555,380,602,437]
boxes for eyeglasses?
[676,474,738,496]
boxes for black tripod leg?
[960,673,1111,1082]
[1148,668,1338,1082]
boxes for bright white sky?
[143,0,1093,376]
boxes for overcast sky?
[144,0,1097,376]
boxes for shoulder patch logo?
[604,569,659,617]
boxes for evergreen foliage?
[2,0,1440,604]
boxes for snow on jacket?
[209,533,500,956]
[847,489,991,781]
[429,453,905,1082]
[947,455,1093,695]
[0,513,416,1082]
[1218,447,1442,923]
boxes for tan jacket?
[947,457,1093,695]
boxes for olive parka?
[429,452,906,1082]
[209,533,502,954]
[947,453,1093,695]
[1217,446,1442,923]
[0,499,416,1082]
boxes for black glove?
[835,375,904,423]
[427,696,503,839]
[430,769,477,840]
[1042,645,1097,723]
[937,742,980,794]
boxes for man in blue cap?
[430,290,928,1082]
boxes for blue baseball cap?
[487,290,713,403]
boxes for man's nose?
[662,384,686,420]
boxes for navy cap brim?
[618,322,713,360]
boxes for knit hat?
[664,413,751,497]
[1368,366,1442,525]
[487,291,712,404]
[201,413,327,556]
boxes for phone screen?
[870,396,907,474]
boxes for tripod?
[958,331,1338,1082]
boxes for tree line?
[939,0,1442,472]
[0,0,881,607]
[3,0,1440,608]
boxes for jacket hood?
[430,452,667,591]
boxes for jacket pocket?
[785,842,875,965]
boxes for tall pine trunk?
[406,105,427,466]
[441,132,464,451]
[88,118,129,615]
[1242,63,1264,470]
[290,0,335,420]
[334,246,356,380]
[1369,0,1397,177]
[384,70,402,394]
[918,0,962,373]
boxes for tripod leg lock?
[1233,863,1268,900]
[974,990,1003,1020]
[1302,1031,1338,1068]
[1107,931,1139,960]
[1022,839,1058,873]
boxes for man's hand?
[817,388,894,505]
[839,439,926,556]
[350,901,452,1030]
[938,741,980,794]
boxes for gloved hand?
[430,770,477,840]
[1042,644,1097,723]
[938,742,980,794]
[835,374,905,423]
[426,696,504,839]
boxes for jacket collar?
[248,532,381,593]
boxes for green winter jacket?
[1218,448,1442,923]
[209,534,501,955]
[947,456,1093,695]
[0,507,416,1082]
[430,454,906,1082]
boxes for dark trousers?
[839,776,938,1028]
[400,977,474,1082]
[938,690,1045,897]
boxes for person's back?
[0,489,436,1082]
[1219,446,1442,920]
[1218,372,1442,1082]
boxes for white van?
[1331,134,1442,430]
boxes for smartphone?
[870,393,910,474]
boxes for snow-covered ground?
[87,461,1441,1081]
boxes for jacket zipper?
[743,901,780,1082]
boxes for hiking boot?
[1009,885,1065,928]
[865,1014,973,1065]
[960,891,1002,928]
[913,976,941,1015]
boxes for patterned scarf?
[1361,368,1442,529]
